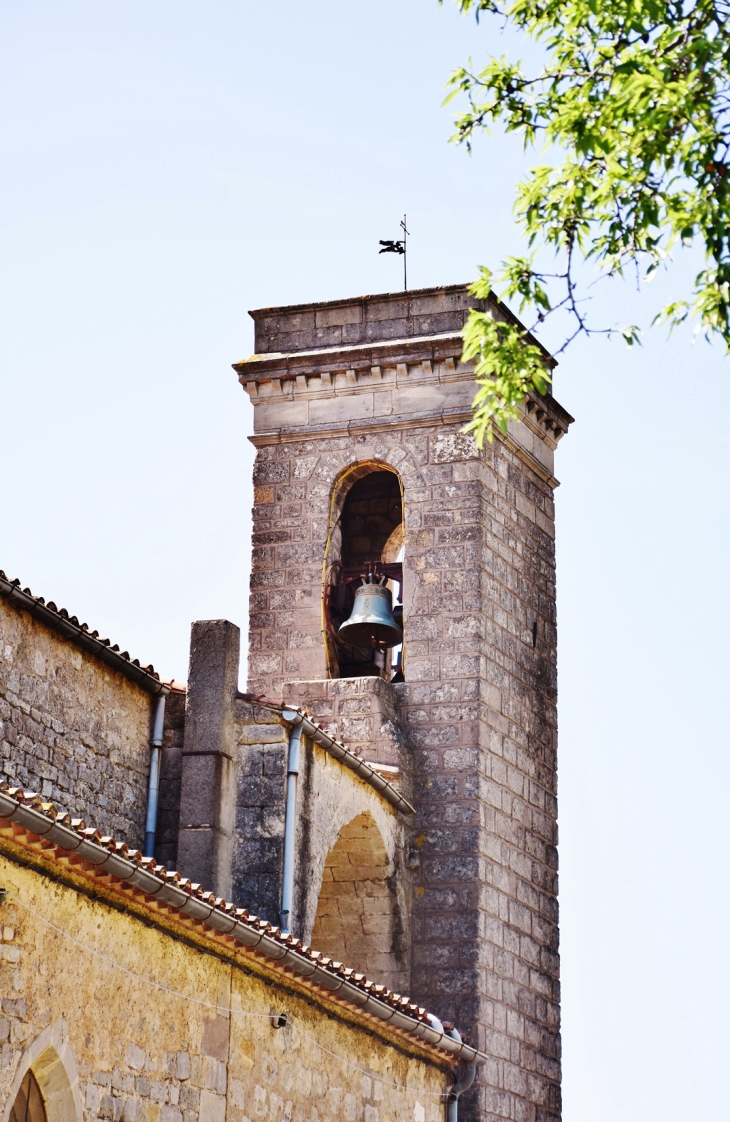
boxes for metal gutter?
[445,1027,477,1122]
[0,789,483,1067]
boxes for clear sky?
[2,3,728,1119]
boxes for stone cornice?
[248,282,480,323]
[247,407,476,447]
[498,427,562,488]
[237,284,573,483]
[244,282,557,365]
[237,346,572,455]
[234,331,469,381]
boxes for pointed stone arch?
[311,811,404,992]
[10,1069,46,1122]
[2,1021,82,1122]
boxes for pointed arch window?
[10,1069,48,1122]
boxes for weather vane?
[379,215,409,291]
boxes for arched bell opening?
[311,811,404,991]
[323,465,405,680]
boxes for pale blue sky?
[2,3,728,1119]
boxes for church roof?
[241,696,414,815]
[0,782,483,1069]
[0,568,175,696]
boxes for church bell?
[338,576,403,649]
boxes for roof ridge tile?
[0,567,165,692]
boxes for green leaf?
[443,0,730,434]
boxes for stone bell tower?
[235,284,573,1122]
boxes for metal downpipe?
[279,724,303,936]
[446,1027,477,1122]
[143,694,166,858]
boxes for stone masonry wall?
[0,599,153,847]
[0,854,446,1122]
[231,700,288,924]
[244,419,561,1122]
[311,811,406,996]
[278,678,405,770]
[231,698,410,973]
[294,737,408,970]
[402,433,560,1122]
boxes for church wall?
[231,700,288,924]
[293,739,410,993]
[0,283,567,1122]
[309,811,407,996]
[403,432,560,1122]
[278,679,405,771]
[0,854,446,1122]
[154,691,186,871]
[0,599,153,847]
[231,697,411,980]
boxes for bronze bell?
[338,576,403,649]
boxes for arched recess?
[2,1021,82,1122]
[323,462,405,680]
[311,811,404,992]
[11,1069,47,1122]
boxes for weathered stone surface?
[231,697,410,993]
[294,738,410,992]
[280,678,405,768]
[0,598,153,847]
[0,856,446,1122]
[0,283,569,1122]
[178,621,239,897]
[249,286,480,354]
[311,811,407,994]
[230,702,288,924]
[238,284,571,1122]
[155,691,186,870]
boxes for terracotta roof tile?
[0,782,482,1068]
[0,568,177,695]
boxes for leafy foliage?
[446,0,730,441]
